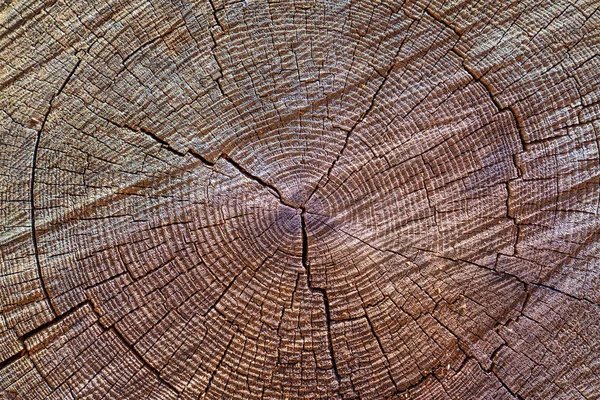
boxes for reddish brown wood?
[1,0,599,398]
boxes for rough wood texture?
[1,0,599,398]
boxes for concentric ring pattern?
[1,0,599,399]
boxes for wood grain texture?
[1,0,599,398]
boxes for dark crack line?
[206,0,241,111]
[530,280,599,306]
[207,0,225,32]
[108,320,179,394]
[386,369,435,399]
[452,47,528,153]
[455,346,527,400]
[114,124,295,210]
[204,249,277,318]
[363,312,397,388]
[203,329,237,397]
[0,300,93,372]
[220,154,295,208]
[20,300,91,343]
[11,299,179,394]
[424,6,528,165]
[300,211,311,285]
[425,7,527,154]
[136,126,186,157]
[0,349,27,371]
[505,181,521,256]
[301,210,343,394]
[99,117,187,157]
[30,58,81,317]
[193,149,300,210]
[188,148,216,166]
[121,22,184,66]
[305,26,414,206]
[104,121,297,212]
[437,252,598,307]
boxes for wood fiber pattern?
[1,0,599,399]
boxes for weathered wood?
[1,0,599,398]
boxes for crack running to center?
[300,209,343,393]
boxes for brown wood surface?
[1,0,599,398]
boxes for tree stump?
[1,0,599,398]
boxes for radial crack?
[121,22,184,66]
[109,322,179,394]
[221,154,298,209]
[306,29,413,205]
[100,120,295,211]
[14,299,179,394]
[203,329,236,397]
[0,349,27,371]
[300,210,343,394]
[364,312,397,388]
[455,50,528,153]
[424,8,528,154]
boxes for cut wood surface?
[1,0,599,398]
